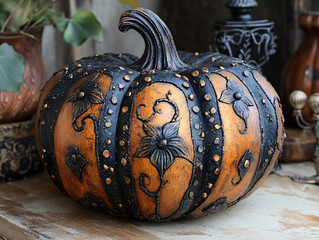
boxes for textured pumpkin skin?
[35,8,284,221]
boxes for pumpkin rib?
[224,68,279,201]
[128,75,196,221]
[95,66,140,215]
[176,70,225,219]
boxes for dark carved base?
[0,119,43,182]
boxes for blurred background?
[42,0,312,91]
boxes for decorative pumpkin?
[35,8,284,222]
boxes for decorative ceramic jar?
[0,30,46,181]
[36,8,284,221]
[0,30,47,123]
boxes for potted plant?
[0,0,138,181]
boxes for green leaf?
[117,0,140,8]
[0,43,25,93]
[63,10,103,46]
[48,10,69,32]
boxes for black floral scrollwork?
[134,92,193,220]
[67,74,104,127]
[65,146,87,181]
[232,150,255,185]
[135,120,192,177]
[219,79,253,133]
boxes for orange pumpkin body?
[35,8,284,221]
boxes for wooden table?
[0,162,319,240]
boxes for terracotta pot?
[0,30,47,124]
[0,119,42,182]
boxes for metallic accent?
[182,82,190,88]
[122,106,128,114]
[288,91,319,184]
[192,70,199,77]
[105,122,112,128]
[123,75,130,81]
[205,94,212,101]
[174,73,181,78]
[144,76,152,82]
[199,80,206,87]
[121,158,127,166]
[189,94,194,100]
[192,106,200,113]
[105,178,112,184]
[103,150,110,158]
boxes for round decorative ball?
[35,8,284,222]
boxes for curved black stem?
[139,172,168,221]
[136,91,179,124]
[119,8,189,71]
[73,114,97,132]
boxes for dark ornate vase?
[211,0,277,71]
[0,119,42,182]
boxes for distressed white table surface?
[0,162,318,240]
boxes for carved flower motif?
[67,75,104,122]
[219,79,253,133]
[135,120,192,177]
[65,146,87,181]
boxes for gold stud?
[76,63,81,67]
[77,68,82,73]
[125,177,131,184]
[123,75,130,82]
[200,80,206,87]
[148,70,155,74]
[119,140,125,147]
[110,167,114,173]
[43,104,48,109]
[205,94,212,101]
[215,124,221,130]
[208,183,213,188]
[189,192,194,197]
[106,139,112,145]
[194,52,199,56]
[213,154,220,162]
[182,75,189,81]
[202,193,207,198]
[174,73,181,78]
[103,165,109,170]
[141,71,146,75]
[219,66,225,70]
[105,122,112,128]
[183,82,190,88]
[123,125,129,131]
[192,70,199,77]
[199,165,203,171]
[127,70,133,74]
[118,203,123,208]
[201,132,205,138]
[106,178,112,184]
[41,121,45,125]
[202,67,209,73]
[122,106,128,114]
[51,175,55,179]
[131,81,139,88]
[214,168,220,175]
[209,117,214,123]
[144,76,152,82]
[189,94,194,101]
[211,108,216,114]
[262,99,266,104]
[126,91,132,97]
[244,160,250,168]
[121,158,127,166]
[42,149,46,153]
[103,150,110,158]
[211,57,215,62]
